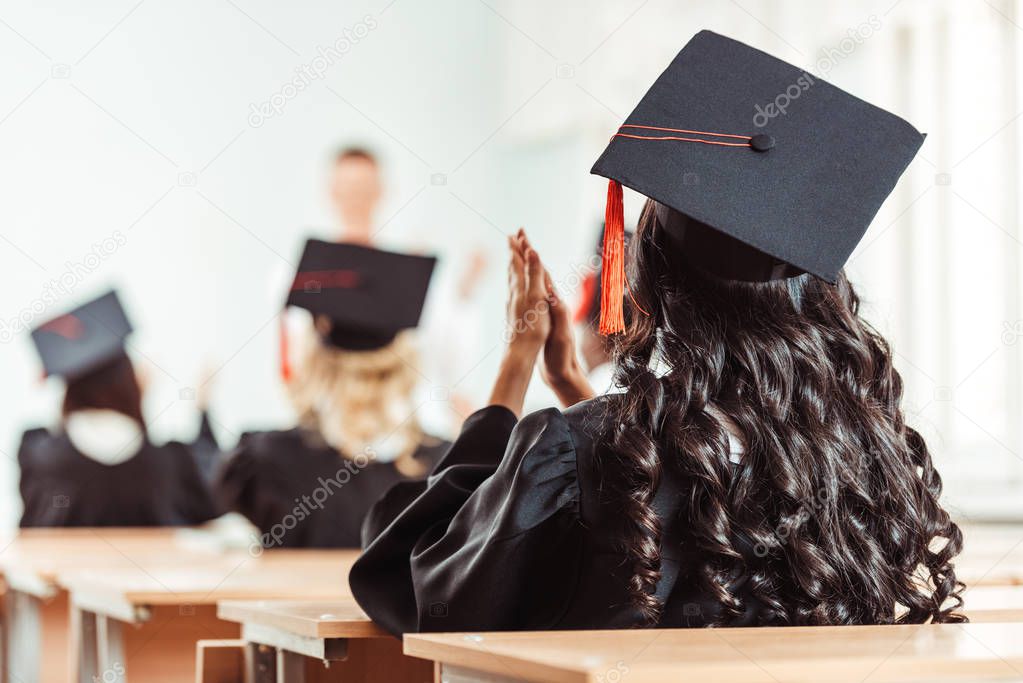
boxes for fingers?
[512,228,546,302]
[543,268,571,333]
[508,228,526,256]
[543,268,557,300]
[525,247,547,303]
[508,229,527,286]
[507,233,525,290]
[546,280,574,344]
[549,284,571,330]
[509,228,557,313]
[517,228,531,253]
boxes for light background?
[0,0,1020,529]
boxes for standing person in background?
[328,147,381,245]
[349,31,964,633]
[219,240,449,549]
[322,146,488,429]
[19,291,217,527]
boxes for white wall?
[2,0,1021,527]
[488,0,1023,519]
[0,0,510,528]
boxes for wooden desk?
[1,524,1014,682]
[405,623,1023,683]
[213,599,432,682]
[963,585,1023,622]
[956,523,1023,586]
[952,556,1023,587]
[0,527,227,683]
[61,550,357,683]
[961,524,1023,555]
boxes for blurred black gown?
[350,397,762,636]
[191,411,224,484]
[18,425,217,527]
[216,428,449,549]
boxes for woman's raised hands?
[504,228,552,354]
[487,229,594,416]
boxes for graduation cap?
[590,30,925,333]
[280,239,436,376]
[31,290,133,380]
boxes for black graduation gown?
[191,411,223,485]
[216,428,449,549]
[350,398,763,636]
[18,429,218,527]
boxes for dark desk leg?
[247,642,277,683]
[276,649,306,683]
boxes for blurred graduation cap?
[281,239,436,375]
[31,290,132,380]
[590,30,924,333]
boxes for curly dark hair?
[600,199,965,626]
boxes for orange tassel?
[279,314,292,382]
[599,179,626,335]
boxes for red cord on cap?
[599,179,626,335]
[599,124,755,335]
[614,124,753,146]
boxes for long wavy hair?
[287,328,426,470]
[601,199,965,626]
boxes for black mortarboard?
[590,29,924,333]
[31,290,132,379]
[285,239,436,353]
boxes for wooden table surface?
[60,549,358,619]
[55,547,359,683]
[217,598,387,638]
[0,527,243,683]
[955,524,1023,586]
[962,584,1023,621]
[1,523,1019,592]
[0,526,230,595]
[1,524,1020,683]
[214,598,433,683]
[406,623,1023,683]
[961,524,1023,552]
[211,586,1021,640]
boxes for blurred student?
[217,239,449,549]
[325,146,487,425]
[20,291,217,527]
[350,31,964,633]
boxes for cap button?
[750,134,775,152]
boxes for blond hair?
[287,328,426,469]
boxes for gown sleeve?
[214,432,263,524]
[17,429,54,528]
[190,411,222,484]
[350,405,585,635]
[167,441,218,525]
